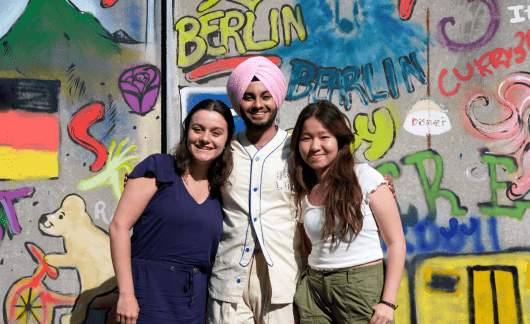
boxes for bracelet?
[379,300,398,310]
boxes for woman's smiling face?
[298,116,339,180]
[187,109,229,167]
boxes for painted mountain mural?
[0,0,135,97]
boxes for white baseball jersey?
[209,128,304,304]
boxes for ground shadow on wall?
[67,277,118,324]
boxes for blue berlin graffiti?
[286,52,427,109]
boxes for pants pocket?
[295,270,333,323]
[356,274,384,309]
[343,268,384,321]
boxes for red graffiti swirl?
[68,103,108,172]
[185,56,282,82]
[101,0,119,8]
[398,0,418,20]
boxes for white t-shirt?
[301,163,386,269]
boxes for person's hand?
[124,173,130,188]
[116,293,140,324]
[382,174,395,198]
[369,302,394,324]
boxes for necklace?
[315,188,324,202]
[313,182,327,203]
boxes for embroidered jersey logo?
[275,169,291,190]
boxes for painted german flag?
[0,78,60,180]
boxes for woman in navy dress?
[109,99,235,324]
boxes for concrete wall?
[0,0,162,323]
[2,0,530,323]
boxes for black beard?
[241,108,277,131]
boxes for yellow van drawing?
[414,252,530,324]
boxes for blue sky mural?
[267,0,428,68]
[0,0,146,41]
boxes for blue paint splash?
[267,0,428,70]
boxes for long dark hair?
[172,99,235,197]
[289,100,363,243]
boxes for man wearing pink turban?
[208,56,303,324]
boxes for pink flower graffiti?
[462,72,530,200]
[119,64,161,115]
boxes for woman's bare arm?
[368,184,406,324]
[109,176,157,324]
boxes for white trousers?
[208,250,297,324]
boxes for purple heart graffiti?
[119,64,161,114]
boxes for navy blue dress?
[128,154,223,323]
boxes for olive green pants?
[294,262,389,324]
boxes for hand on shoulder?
[382,174,396,198]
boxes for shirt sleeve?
[129,154,175,184]
[355,163,387,203]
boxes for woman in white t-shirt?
[289,100,406,324]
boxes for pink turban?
[226,56,287,116]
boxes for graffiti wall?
[2,0,530,323]
[0,0,161,322]
[169,0,530,323]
